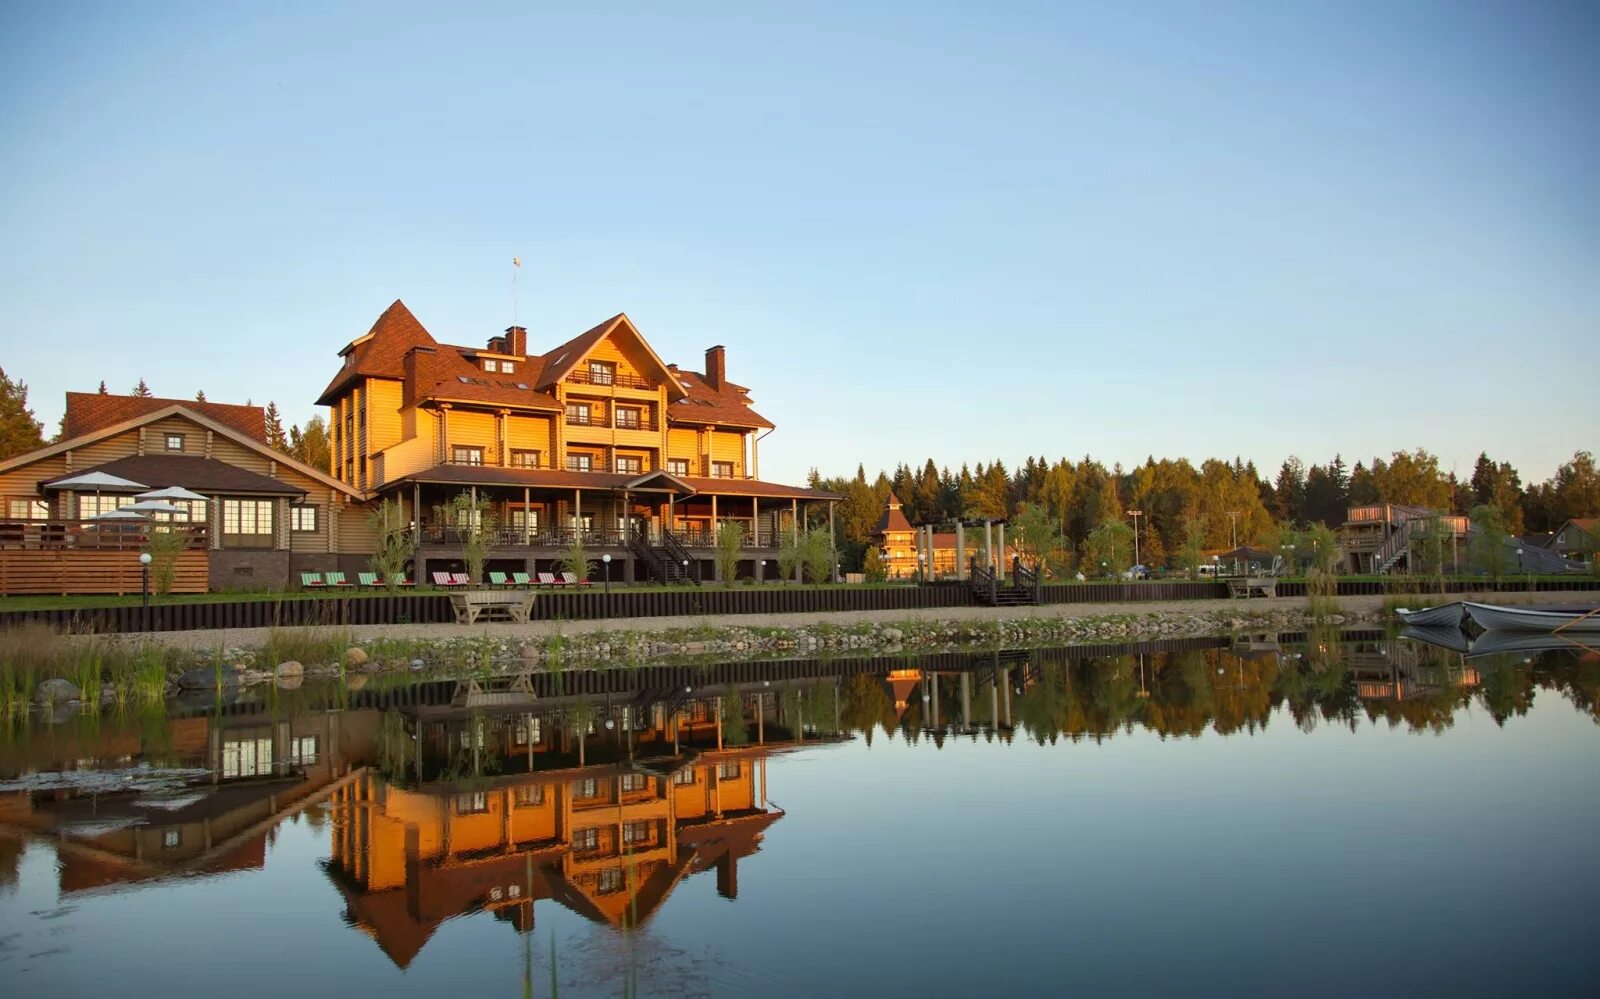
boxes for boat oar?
[1552,605,1600,635]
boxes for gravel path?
[108,588,1597,652]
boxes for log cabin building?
[0,393,371,593]
[317,301,839,583]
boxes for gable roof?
[529,313,685,398]
[0,403,365,500]
[64,393,267,443]
[317,300,435,404]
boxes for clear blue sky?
[3,1,1595,486]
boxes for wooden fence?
[0,548,209,596]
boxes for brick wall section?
[210,550,291,591]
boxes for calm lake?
[2,631,1597,997]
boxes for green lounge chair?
[357,572,380,587]
[325,571,353,587]
[488,571,510,587]
[300,572,325,588]
[387,572,415,588]
[512,571,533,587]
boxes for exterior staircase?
[971,558,1041,607]
[629,527,699,585]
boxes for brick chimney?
[402,345,436,406]
[705,345,726,390]
[504,326,527,357]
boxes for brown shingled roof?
[873,494,914,536]
[63,393,267,443]
[42,455,306,496]
[667,369,774,429]
[317,299,435,404]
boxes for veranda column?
[522,487,531,545]
[997,522,1006,581]
[984,521,994,574]
[955,521,965,580]
[828,501,837,581]
[791,498,800,583]
[711,494,720,582]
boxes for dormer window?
[164,433,185,452]
[483,359,496,372]
[501,360,513,373]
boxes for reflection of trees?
[899,645,1598,743]
[837,673,895,746]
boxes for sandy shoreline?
[112,589,1598,652]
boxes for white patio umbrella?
[135,486,208,502]
[46,471,149,520]
[86,509,149,521]
[118,500,187,515]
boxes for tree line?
[812,448,1600,572]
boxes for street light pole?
[1227,511,1240,550]
[139,550,152,627]
[601,553,611,594]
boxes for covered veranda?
[383,466,840,583]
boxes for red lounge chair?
[451,572,471,586]
[431,571,454,587]
[537,572,563,587]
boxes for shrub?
[714,521,744,586]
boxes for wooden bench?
[1224,576,1277,599]
[448,590,535,624]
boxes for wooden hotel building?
[317,301,837,583]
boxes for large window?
[76,494,126,519]
[615,406,642,430]
[515,784,545,808]
[622,820,651,844]
[615,455,642,474]
[222,737,274,779]
[222,499,274,537]
[565,401,599,426]
[672,769,696,786]
[572,778,599,800]
[716,762,742,780]
[588,360,615,385]
[290,735,319,766]
[566,453,593,472]
[290,505,318,532]
[573,827,599,852]
[451,446,484,466]
[620,773,649,793]
[712,461,735,479]
[9,498,49,520]
[509,449,541,469]
[597,868,624,894]
[666,459,690,477]
[455,792,490,814]
[509,509,540,534]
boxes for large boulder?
[276,660,305,678]
[343,647,369,667]
[33,678,82,705]
[175,668,241,691]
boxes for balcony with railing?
[0,519,210,551]
[566,369,654,390]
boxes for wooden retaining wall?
[0,548,209,596]
[2,578,1595,635]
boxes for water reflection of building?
[0,711,378,894]
[323,687,821,968]
[1348,638,1480,701]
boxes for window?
[588,360,615,385]
[622,820,651,844]
[597,868,624,894]
[164,433,185,452]
[9,498,49,520]
[712,461,734,479]
[566,453,593,472]
[163,829,182,850]
[572,827,599,852]
[509,509,541,534]
[222,736,274,779]
[483,359,497,372]
[513,715,541,745]
[509,449,542,469]
[716,762,742,780]
[666,459,689,477]
[290,735,319,766]
[455,791,490,814]
[620,773,649,793]
[501,361,514,373]
[565,402,597,426]
[452,446,484,466]
[615,406,642,430]
[672,769,696,786]
[222,499,274,536]
[572,778,599,799]
[615,455,642,475]
[290,505,318,532]
[515,784,545,808]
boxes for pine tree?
[0,368,45,459]
[264,402,289,452]
[195,390,207,402]
[131,378,152,397]
[96,380,108,394]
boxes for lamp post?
[139,552,152,630]
[1127,509,1142,577]
[1285,543,1296,575]
[601,553,611,594]
[1227,511,1240,550]
[682,558,690,585]
[1516,547,1523,573]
